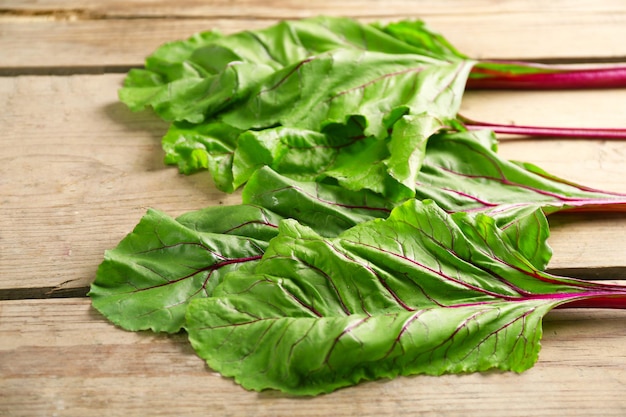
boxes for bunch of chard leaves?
[91,190,626,394]
[90,126,626,334]
[120,16,474,198]
[120,16,626,199]
[90,157,626,393]
[91,16,626,395]
[186,199,626,395]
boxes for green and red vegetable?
[90,16,626,395]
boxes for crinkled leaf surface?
[91,122,625,333]
[238,126,624,268]
[186,200,626,395]
[120,16,582,196]
[119,16,438,122]
[229,113,444,199]
[119,16,474,196]
[158,49,471,196]
[162,121,242,191]
[216,49,470,138]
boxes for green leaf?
[187,297,552,395]
[232,121,418,199]
[413,129,626,268]
[375,19,468,61]
[123,62,277,123]
[218,49,470,139]
[415,129,626,222]
[162,121,242,191]
[497,206,553,272]
[383,113,442,191]
[175,203,283,242]
[89,207,270,333]
[119,16,435,121]
[232,126,340,188]
[119,17,475,195]
[186,200,620,395]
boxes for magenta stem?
[557,294,626,310]
[461,116,626,140]
[467,64,626,90]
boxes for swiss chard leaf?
[216,49,469,138]
[158,49,471,197]
[229,113,444,199]
[416,130,626,223]
[92,124,625,334]
[414,129,626,269]
[89,207,272,333]
[123,17,626,198]
[162,121,242,191]
[119,16,437,122]
[94,16,626,396]
[186,200,626,395]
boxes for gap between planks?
[7,58,626,77]
[2,266,625,302]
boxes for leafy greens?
[120,16,626,200]
[120,16,476,198]
[91,16,626,395]
[92,194,626,394]
[186,199,626,395]
[90,147,626,334]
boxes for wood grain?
[2,1,626,69]
[4,0,626,19]
[1,299,626,417]
[0,74,241,293]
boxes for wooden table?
[2,1,626,415]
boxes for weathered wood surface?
[0,74,240,295]
[2,0,626,70]
[1,1,626,415]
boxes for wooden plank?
[0,74,242,292]
[4,0,626,18]
[2,2,626,69]
[462,88,626,193]
[0,74,625,292]
[2,298,626,416]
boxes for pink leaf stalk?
[461,62,626,139]
[461,116,626,140]
[467,62,626,90]
[560,294,626,310]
